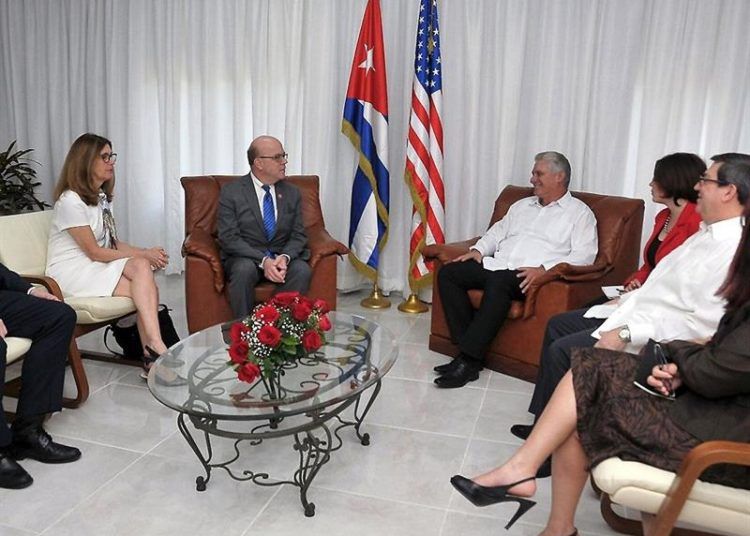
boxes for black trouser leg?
[437,262,523,369]
[527,309,602,418]
[0,291,76,447]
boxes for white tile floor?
[0,274,623,536]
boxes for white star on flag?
[358,44,375,72]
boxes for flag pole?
[397,291,427,313]
[361,279,391,309]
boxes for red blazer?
[623,202,701,286]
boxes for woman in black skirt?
[451,213,750,534]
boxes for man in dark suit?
[0,262,81,489]
[217,135,311,317]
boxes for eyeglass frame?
[697,176,730,186]
[100,152,118,164]
[256,153,288,163]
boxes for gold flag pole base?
[398,293,429,314]
[360,282,391,309]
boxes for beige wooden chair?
[0,210,136,407]
[592,441,750,535]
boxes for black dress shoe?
[450,474,536,529]
[0,451,33,489]
[434,359,480,388]
[433,359,460,374]
[510,423,534,440]
[10,418,81,464]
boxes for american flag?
[405,0,445,290]
[341,0,390,281]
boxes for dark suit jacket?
[0,263,32,294]
[217,174,310,265]
[666,300,750,443]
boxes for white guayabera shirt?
[593,216,743,352]
[470,192,598,271]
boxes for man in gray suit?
[217,136,311,317]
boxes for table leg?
[353,379,382,446]
[177,412,213,491]
[293,421,333,517]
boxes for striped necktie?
[262,185,276,242]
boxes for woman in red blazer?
[622,152,705,290]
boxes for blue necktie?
[262,185,276,242]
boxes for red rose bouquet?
[228,292,332,384]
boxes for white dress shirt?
[592,216,744,351]
[251,172,278,219]
[471,192,598,271]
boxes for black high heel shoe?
[450,474,536,530]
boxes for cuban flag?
[341,0,390,281]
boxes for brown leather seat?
[423,185,644,381]
[181,175,348,333]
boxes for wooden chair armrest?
[182,228,225,293]
[651,441,750,536]
[307,226,349,268]
[21,274,65,300]
[422,238,480,264]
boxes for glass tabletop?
[148,312,398,420]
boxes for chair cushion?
[592,457,750,534]
[5,337,32,365]
[65,296,136,324]
[0,211,54,275]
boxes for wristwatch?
[618,326,631,343]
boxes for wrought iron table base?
[176,379,382,517]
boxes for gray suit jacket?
[217,174,309,265]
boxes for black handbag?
[104,304,180,360]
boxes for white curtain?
[2,0,749,292]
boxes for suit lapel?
[241,174,264,231]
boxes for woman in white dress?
[46,133,170,375]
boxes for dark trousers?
[527,308,603,418]
[437,261,524,369]
[0,291,76,447]
[224,257,312,318]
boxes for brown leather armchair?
[423,185,644,381]
[181,175,348,333]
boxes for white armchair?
[593,442,750,535]
[0,210,136,407]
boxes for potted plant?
[0,140,50,215]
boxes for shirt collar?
[530,190,572,208]
[702,216,743,239]
[250,171,273,191]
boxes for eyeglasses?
[697,176,729,186]
[257,153,288,163]
[100,152,118,163]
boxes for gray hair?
[535,151,571,187]
[711,153,750,207]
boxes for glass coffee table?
[148,312,397,516]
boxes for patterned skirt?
[571,346,748,489]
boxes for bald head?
[247,136,287,184]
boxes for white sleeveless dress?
[46,190,129,298]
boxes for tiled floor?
[0,274,623,536]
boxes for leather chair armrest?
[423,238,480,264]
[21,274,65,300]
[307,227,349,269]
[521,262,612,319]
[182,228,225,293]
